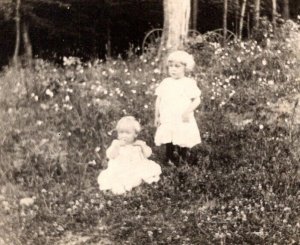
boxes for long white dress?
[97,140,162,195]
[155,77,201,148]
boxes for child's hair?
[116,116,141,133]
[167,50,195,71]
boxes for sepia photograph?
[0,0,300,244]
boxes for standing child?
[154,50,201,165]
[98,116,161,195]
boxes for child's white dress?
[97,140,162,195]
[155,77,201,148]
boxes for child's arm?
[154,96,161,127]
[106,140,122,159]
[182,97,201,122]
[133,140,152,158]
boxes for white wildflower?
[229,90,236,97]
[36,120,43,126]
[3,201,10,211]
[88,160,96,166]
[262,59,267,66]
[154,68,160,74]
[45,89,54,98]
[20,197,36,207]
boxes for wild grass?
[0,20,299,244]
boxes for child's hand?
[116,139,127,146]
[133,140,152,157]
[182,112,190,122]
[133,140,145,147]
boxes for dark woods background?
[0,0,299,67]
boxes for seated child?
[97,116,162,195]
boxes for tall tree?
[239,0,247,39]
[234,0,240,36]
[1,0,70,66]
[191,0,198,30]
[253,0,260,28]
[12,0,21,66]
[22,22,32,66]
[272,0,277,28]
[160,0,191,53]
[283,0,290,20]
[223,0,228,45]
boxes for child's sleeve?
[142,143,152,158]
[138,140,152,158]
[186,79,201,99]
[155,79,167,97]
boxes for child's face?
[168,60,186,79]
[117,126,137,144]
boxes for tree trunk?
[191,0,198,30]
[22,22,33,67]
[247,12,250,38]
[106,18,112,60]
[234,0,240,37]
[160,0,191,52]
[283,0,290,20]
[223,0,228,45]
[272,0,277,28]
[253,0,260,28]
[239,0,247,40]
[13,0,21,66]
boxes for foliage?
[0,20,300,244]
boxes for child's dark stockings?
[165,143,189,165]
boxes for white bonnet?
[167,50,195,71]
[116,116,141,133]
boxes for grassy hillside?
[0,20,299,244]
